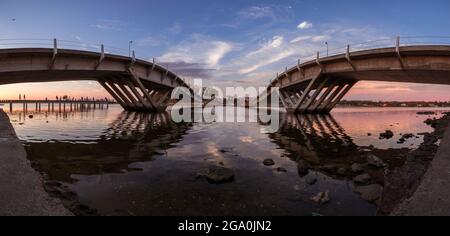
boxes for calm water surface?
[4,104,449,216]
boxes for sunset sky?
[0,0,449,101]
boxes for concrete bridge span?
[0,45,191,112]
[269,44,450,113]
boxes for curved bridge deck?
[0,46,191,112]
[268,44,450,113]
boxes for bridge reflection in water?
[268,113,364,176]
[23,111,192,183]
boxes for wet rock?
[351,163,364,173]
[275,167,287,172]
[367,153,386,168]
[337,167,347,175]
[263,159,275,166]
[402,133,415,139]
[379,130,394,139]
[353,173,371,184]
[297,160,309,176]
[320,164,336,172]
[354,184,383,202]
[197,165,235,184]
[310,191,330,205]
[305,175,317,185]
[397,138,406,144]
[425,118,440,128]
[417,111,436,115]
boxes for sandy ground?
[0,110,71,216]
[393,123,450,215]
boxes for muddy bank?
[378,112,450,215]
[0,110,71,216]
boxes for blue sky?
[1,0,450,100]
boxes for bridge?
[267,36,450,113]
[0,39,191,112]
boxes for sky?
[0,0,449,101]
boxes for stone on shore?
[197,165,235,184]
[379,130,394,139]
[310,191,330,205]
[305,174,317,185]
[263,159,275,166]
[297,160,309,176]
[367,153,386,168]
[353,173,371,184]
[354,184,383,202]
[351,163,364,173]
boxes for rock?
[351,163,364,173]
[402,133,415,139]
[310,191,330,205]
[337,167,346,175]
[417,111,436,115]
[275,167,287,172]
[353,173,371,184]
[297,160,309,176]
[263,159,275,166]
[367,133,372,136]
[379,130,394,139]
[354,184,383,202]
[397,138,406,144]
[28,115,34,119]
[305,175,317,185]
[197,165,234,184]
[367,153,386,168]
[320,164,337,173]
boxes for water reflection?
[8,106,446,215]
[24,111,192,182]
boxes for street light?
[129,40,133,57]
[325,42,329,57]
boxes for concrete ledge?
[393,123,450,216]
[0,110,72,216]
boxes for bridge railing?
[0,38,191,85]
[272,36,450,82]
[0,38,131,56]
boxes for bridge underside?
[278,76,356,114]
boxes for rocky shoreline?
[378,112,450,215]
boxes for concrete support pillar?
[115,79,143,110]
[309,79,337,112]
[317,84,345,113]
[128,69,156,109]
[325,81,356,112]
[107,81,136,109]
[294,77,318,111]
[98,80,129,110]
[125,80,154,111]
[299,78,328,112]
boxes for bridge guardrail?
[270,36,450,83]
[0,38,189,85]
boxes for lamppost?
[325,42,329,57]
[129,40,133,57]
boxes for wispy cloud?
[297,21,313,29]
[158,34,233,79]
[90,19,124,31]
[238,5,274,19]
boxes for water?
[4,105,449,216]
